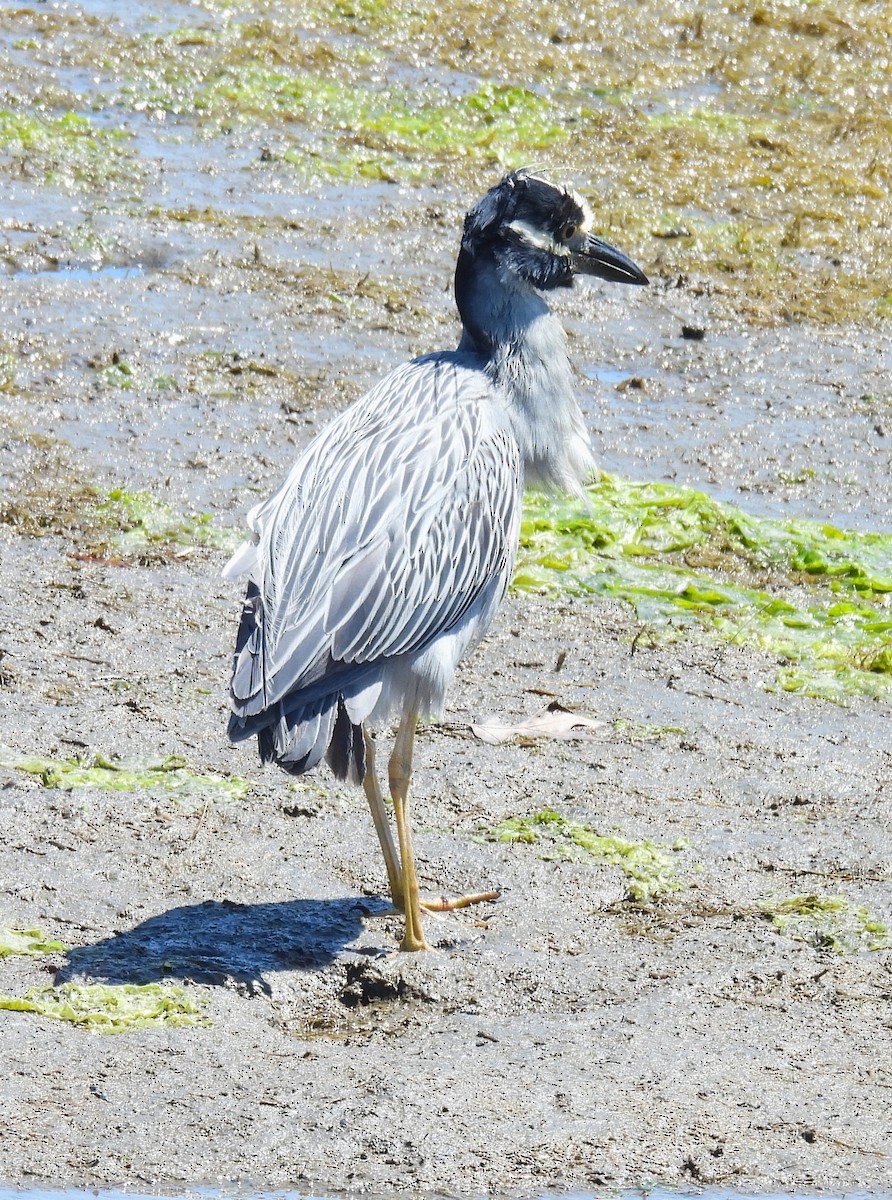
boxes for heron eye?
[561,222,577,242]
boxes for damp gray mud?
[2,1,892,1198]
[1,1191,888,1200]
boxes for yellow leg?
[361,729,403,907]
[388,712,432,952]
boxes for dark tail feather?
[326,699,366,784]
[232,693,365,782]
[249,696,336,776]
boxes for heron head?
[461,169,648,291]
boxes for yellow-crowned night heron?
[225,170,647,951]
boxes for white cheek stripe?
[507,218,570,257]
[570,190,594,233]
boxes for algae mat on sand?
[518,476,892,703]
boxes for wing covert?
[228,353,521,717]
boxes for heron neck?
[455,250,594,495]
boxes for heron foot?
[399,928,433,953]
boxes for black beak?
[571,233,648,286]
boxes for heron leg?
[388,711,432,952]
[361,729,403,906]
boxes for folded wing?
[226,353,522,766]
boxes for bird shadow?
[55,896,392,995]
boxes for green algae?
[0,981,210,1032]
[0,746,250,801]
[765,893,891,955]
[130,50,566,169]
[0,448,239,560]
[613,718,686,741]
[478,808,683,903]
[0,352,17,394]
[0,111,135,190]
[0,928,68,957]
[95,361,138,390]
[515,477,892,704]
[96,489,241,555]
[647,110,780,140]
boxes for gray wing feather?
[229,353,521,718]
